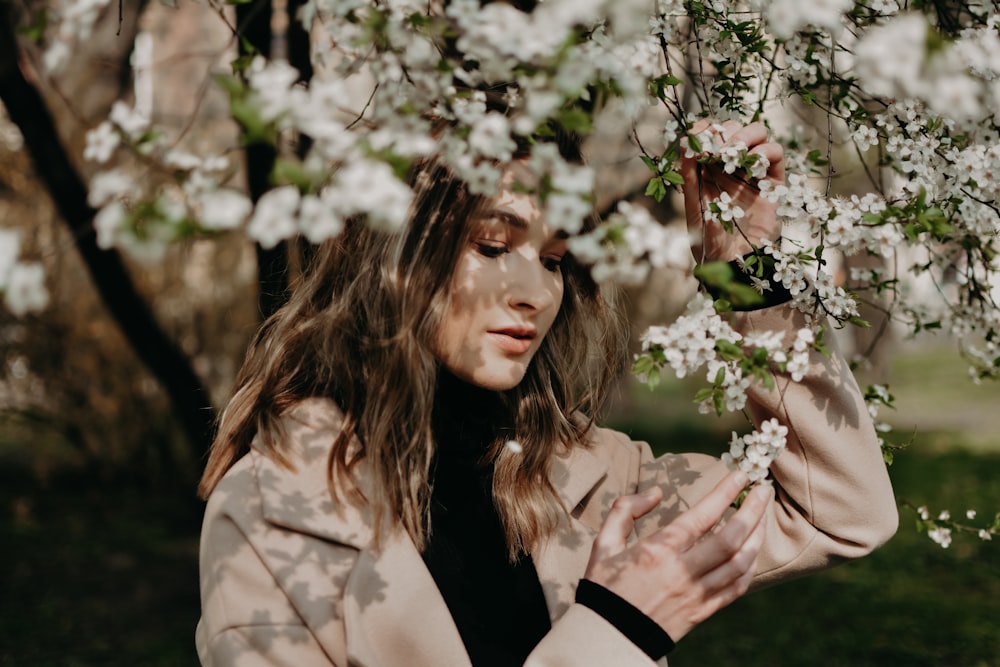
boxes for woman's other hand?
[679,120,785,263]
[583,471,772,643]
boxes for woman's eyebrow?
[483,208,529,230]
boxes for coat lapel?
[343,530,473,667]
[251,398,611,666]
[533,443,609,621]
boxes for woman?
[196,121,897,666]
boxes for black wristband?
[702,247,793,312]
[575,578,675,659]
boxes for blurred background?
[1,1,999,665]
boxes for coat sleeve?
[197,461,338,667]
[634,303,898,587]
[525,605,663,667]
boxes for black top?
[422,373,552,666]
[422,372,673,665]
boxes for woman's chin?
[455,365,528,392]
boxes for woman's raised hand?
[583,471,772,643]
[679,120,785,263]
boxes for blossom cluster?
[568,201,690,285]
[913,504,999,549]
[863,384,897,463]
[722,418,788,484]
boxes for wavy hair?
[199,146,628,556]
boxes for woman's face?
[434,167,567,391]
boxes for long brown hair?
[199,146,628,556]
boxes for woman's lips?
[488,331,534,355]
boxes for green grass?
[0,473,202,667]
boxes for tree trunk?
[0,7,216,456]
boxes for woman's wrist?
[575,578,675,660]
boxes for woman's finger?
[654,470,749,553]
[685,483,772,579]
[588,486,663,565]
[748,142,786,182]
[726,122,768,149]
[696,519,765,618]
[718,119,744,143]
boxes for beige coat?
[197,305,898,667]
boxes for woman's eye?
[542,256,565,273]
[474,242,508,258]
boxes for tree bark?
[238,0,315,319]
[237,0,289,321]
[0,8,216,456]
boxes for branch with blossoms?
[903,501,999,549]
[6,0,1000,527]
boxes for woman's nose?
[507,254,557,312]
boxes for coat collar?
[252,397,610,550]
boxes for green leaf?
[712,389,724,415]
[645,178,667,203]
[632,355,655,376]
[693,261,734,287]
[806,149,829,166]
[558,107,592,133]
[231,98,277,145]
[712,298,733,313]
[882,448,894,466]
[687,133,703,154]
[716,339,744,362]
[213,73,246,98]
[231,53,256,75]
[727,283,764,308]
[663,170,685,186]
[271,159,312,190]
[17,9,48,41]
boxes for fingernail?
[733,471,749,487]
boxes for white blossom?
[4,263,49,316]
[83,122,119,164]
[755,0,853,40]
[88,169,136,208]
[109,101,150,141]
[248,57,302,123]
[299,192,345,244]
[928,526,953,549]
[721,418,788,483]
[247,186,301,250]
[198,189,253,231]
[330,160,412,232]
[0,228,22,287]
[468,113,516,161]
